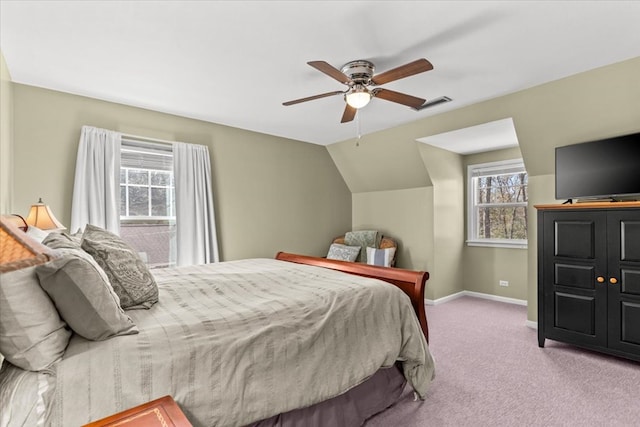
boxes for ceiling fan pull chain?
[356,112,361,146]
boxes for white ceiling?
[1,1,639,148]
[417,118,519,155]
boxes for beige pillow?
[0,266,71,371]
[42,231,82,250]
[36,249,139,340]
[81,224,158,309]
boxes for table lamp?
[25,198,66,231]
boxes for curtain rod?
[121,132,176,146]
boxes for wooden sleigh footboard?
[275,252,429,342]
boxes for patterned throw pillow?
[366,247,397,267]
[36,249,139,340]
[81,224,158,310]
[326,243,361,262]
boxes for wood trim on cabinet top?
[535,201,640,210]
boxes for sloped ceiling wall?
[327,56,640,190]
[326,128,432,193]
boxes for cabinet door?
[543,211,608,347]
[607,210,640,354]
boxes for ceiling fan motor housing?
[341,60,375,85]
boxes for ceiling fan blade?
[341,104,357,123]
[283,90,344,106]
[373,88,425,109]
[308,61,353,85]
[371,58,433,85]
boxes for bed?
[0,219,435,427]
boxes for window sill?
[121,218,175,225]
[466,240,528,249]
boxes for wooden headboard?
[275,252,429,342]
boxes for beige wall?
[352,187,435,295]
[326,121,462,301]
[417,143,465,300]
[0,51,13,214]
[327,129,432,193]
[11,84,352,261]
[329,56,640,321]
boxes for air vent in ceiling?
[413,96,452,111]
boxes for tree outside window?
[467,159,528,248]
[120,168,175,219]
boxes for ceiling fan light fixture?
[345,85,371,109]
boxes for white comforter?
[1,258,435,427]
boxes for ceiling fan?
[283,58,434,123]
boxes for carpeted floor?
[365,296,640,426]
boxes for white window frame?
[120,140,175,224]
[120,167,175,221]
[467,158,528,249]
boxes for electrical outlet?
[499,280,509,287]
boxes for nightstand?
[82,395,192,427]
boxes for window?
[467,159,528,248]
[119,140,176,267]
[120,168,174,219]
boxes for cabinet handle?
[610,277,618,284]
[596,276,605,283]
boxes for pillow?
[344,230,381,263]
[42,231,82,250]
[327,243,361,262]
[366,247,397,268]
[36,249,139,340]
[26,225,51,243]
[0,265,71,371]
[81,224,158,309]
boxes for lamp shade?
[25,198,66,230]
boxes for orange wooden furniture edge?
[82,395,192,427]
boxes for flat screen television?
[555,132,640,202]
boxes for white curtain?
[173,142,219,266]
[70,126,121,234]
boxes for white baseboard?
[424,291,466,306]
[525,320,538,330]
[425,290,527,306]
